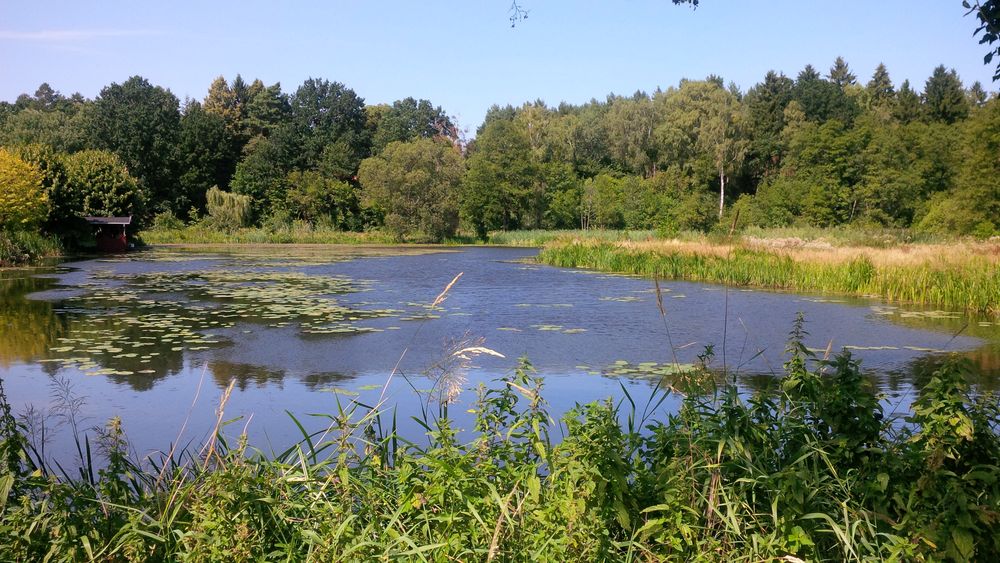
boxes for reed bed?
[140,224,402,245]
[539,239,1000,318]
[0,229,62,267]
[486,229,660,247]
[1,330,998,561]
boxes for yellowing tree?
[0,148,49,230]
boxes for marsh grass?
[140,226,662,247]
[486,229,661,247]
[484,226,970,249]
[0,229,62,267]
[539,239,1000,317]
[139,224,401,245]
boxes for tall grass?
[140,224,401,245]
[487,229,660,247]
[738,225,957,247]
[1,325,998,561]
[0,229,62,267]
[140,226,662,247]
[539,240,1000,318]
[487,226,967,248]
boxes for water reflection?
[0,272,67,368]
[206,360,352,391]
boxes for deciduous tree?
[371,97,454,154]
[0,149,48,230]
[289,78,369,172]
[62,150,143,219]
[358,138,464,241]
[87,76,181,214]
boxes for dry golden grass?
[615,237,1000,268]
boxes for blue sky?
[1,1,996,134]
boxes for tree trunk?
[718,169,726,219]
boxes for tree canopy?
[1,56,997,242]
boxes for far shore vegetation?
[2,59,999,266]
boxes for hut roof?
[84,216,132,226]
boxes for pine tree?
[968,81,988,108]
[865,63,895,107]
[797,64,821,83]
[923,65,969,124]
[893,80,922,124]
[828,56,857,88]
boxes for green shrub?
[205,186,252,231]
[151,210,184,231]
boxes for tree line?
[1,59,998,243]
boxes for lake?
[2,245,998,461]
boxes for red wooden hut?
[84,216,132,252]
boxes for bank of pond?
[538,238,1000,319]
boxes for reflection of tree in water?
[904,352,1000,394]
[208,360,354,391]
[3,258,394,394]
[880,309,1000,379]
[0,273,67,368]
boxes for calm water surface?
[2,246,997,459]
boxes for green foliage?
[4,61,997,241]
[580,173,624,229]
[177,100,238,217]
[902,357,1000,560]
[0,107,90,153]
[151,210,184,231]
[0,148,49,230]
[893,79,924,124]
[86,76,181,214]
[462,119,535,238]
[865,63,896,110]
[923,65,971,124]
[284,170,360,229]
[230,135,293,220]
[793,65,860,124]
[828,56,857,88]
[358,138,464,242]
[918,97,1000,236]
[743,70,795,178]
[655,79,747,217]
[966,0,1000,80]
[61,150,143,219]
[204,186,252,231]
[370,97,453,154]
[289,78,369,172]
[139,224,399,245]
[0,230,61,266]
[539,240,1000,317]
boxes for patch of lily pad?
[602,360,698,379]
[41,260,413,379]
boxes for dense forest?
[1,58,999,244]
